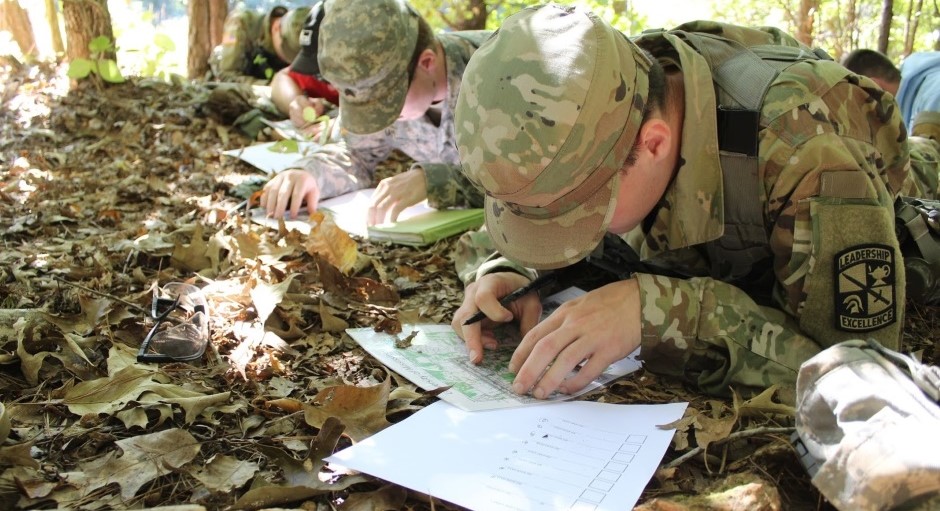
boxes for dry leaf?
[303,379,391,442]
[76,428,200,500]
[304,211,359,273]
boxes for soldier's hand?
[508,279,642,399]
[288,96,325,130]
[451,272,541,365]
[368,167,428,225]
[260,170,320,219]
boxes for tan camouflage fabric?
[454,12,919,395]
[209,6,308,82]
[907,135,940,198]
[456,4,652,270]
[913,111,940,142]
[285,32,491,209]
[318,0,419,135]
[795,340,940,510]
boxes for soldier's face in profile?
[399,49,439,121]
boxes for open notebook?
[250,188,484,246]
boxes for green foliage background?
[408,0,939,62]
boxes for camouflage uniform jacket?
[287,31,491,209]
[460,24,920,395]
[210,8,291,82]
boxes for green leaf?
[268,140,299,154]
[89,35,112,53]
[97,59,125,83]
[302,106,319,124]
[265,67,273,80]
[67,58,94,79]
[153,33,175,52]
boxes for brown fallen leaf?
[316,256,400,306]
[303,378,392,442]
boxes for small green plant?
[302,107,334,145]
[67,35,125,84]
[137,33,176,80]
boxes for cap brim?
[486,172,619,270]
[338,73,409,135]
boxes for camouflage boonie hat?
[455,4,652,269]
[278,7,312,63]
[319,0,420,134]
[260,6,288,55]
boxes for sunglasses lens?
[139,283,210,363]
[146,312,208,360]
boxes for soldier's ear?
[636,119,672,162]
[416,48,438,74]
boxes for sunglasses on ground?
[137,282,210,363]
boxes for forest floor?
[1,59,937,510]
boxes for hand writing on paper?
[260,170,320,219]
[368,167,428,226]
[508,279,642,399]
[452,272,542,365]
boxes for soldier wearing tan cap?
[450,5,934,400]
[259,0,490,224]
[209,5,309,82]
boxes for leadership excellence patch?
[834,244,896,332]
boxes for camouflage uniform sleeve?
[287,127,395,200]
[907,135,940,199]
[452,229,535,285]
[419,162,485,209]
[635,273,823,394]
[638,73,908,395]
[912,111,940,142]
[214,11,254,81]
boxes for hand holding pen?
[462,273,557,325]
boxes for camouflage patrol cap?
[319,0,420,134]
[260,6,288,55]
[455,4,652,269]
[277,7,311,62]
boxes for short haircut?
[406,14,435,83]
[841,49,901,83]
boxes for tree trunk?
[209,0,227,48]
[62,0,115,61]
[796,0,817,45]
[0,0,38,58]
[903,0,924,56]
[877,0,893,54]
[461,0,487,30]
[187,0,211,79]
[44,0,65,55]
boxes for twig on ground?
[665,426,795,470]
[52,275,148,314]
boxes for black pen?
[462,272,557,326]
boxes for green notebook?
[367,208,484,246]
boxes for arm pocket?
[799,197,903,350]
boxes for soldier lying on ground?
[259,0,489,225]
[209,5,309,83]
[449,4,940,399]
[270,1,340,138]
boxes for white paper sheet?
[249,188,437,237]
[326,400,688,511]
[222,141,321,175]
[346,288,643,411]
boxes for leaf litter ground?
[0,60,937,510]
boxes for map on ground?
[346,288,643,411]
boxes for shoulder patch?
[833,244,897,332]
